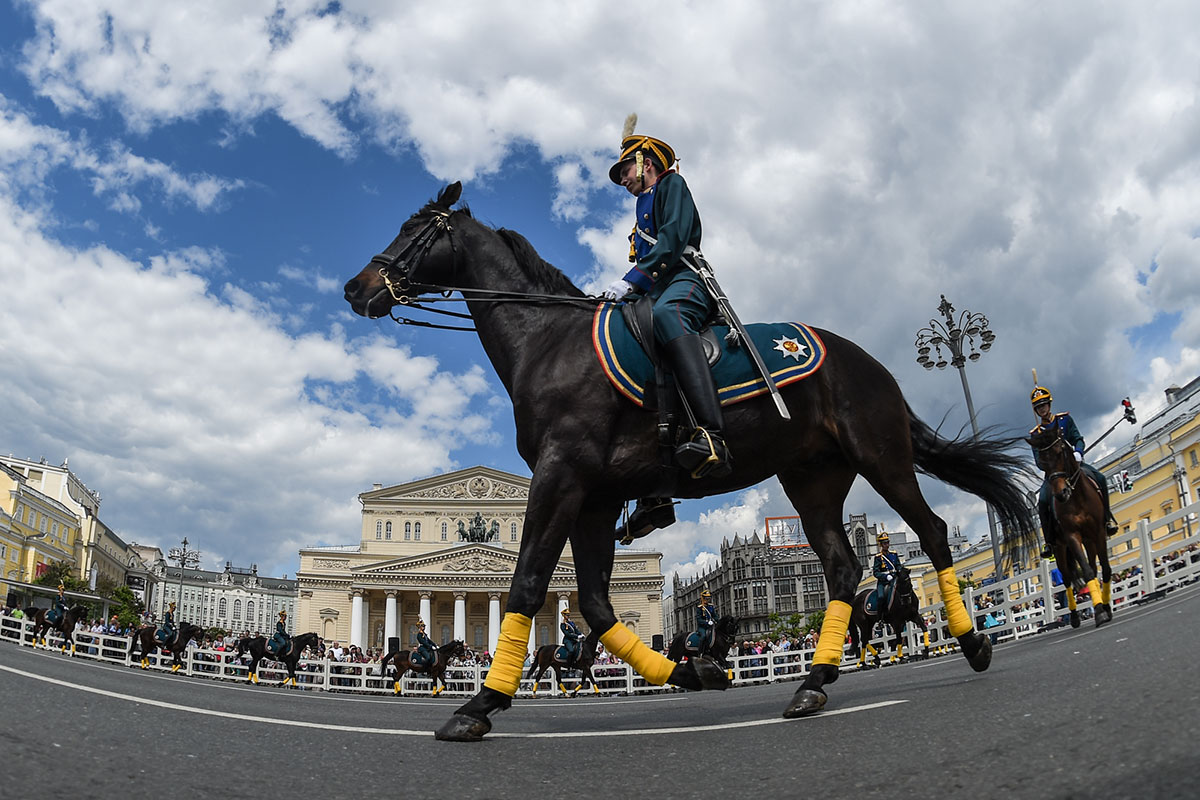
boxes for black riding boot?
[664,334,732,479]
[615,497,677,543]
[1098,483,1119,536]
[1038,501,1056,560]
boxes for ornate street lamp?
[915,295,1002,576]
[168,537,201,618]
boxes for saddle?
[553,645,578,666]
[410,649,433,669]
[865,583,898,616]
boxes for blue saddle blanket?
[591,304,826,407]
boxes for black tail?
[908,407,1038,567]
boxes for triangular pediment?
[354,544,576,578]
[361,465,531,503]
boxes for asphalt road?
[3,584,1198,799]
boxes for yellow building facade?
[0,462,82,583]
[295,466,665,655]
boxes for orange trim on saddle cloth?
[482,613,533,696]
[813,600,853,666]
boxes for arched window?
[441,522,448,541]
[404,522,412,541]
[414,522,421,541]
[247,600,255,620]
[233,599,242,620]
[376,520,382,539]
[385,521,392,540]
[511,522,518,541]
[218,598,227,617]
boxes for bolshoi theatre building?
[295,466,665,655]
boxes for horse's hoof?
[783,688,827,718]
[965,634,992,672]
[434,713,491,742]
[1070,611,1081,629]
[1094,604,1112,627]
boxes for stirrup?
[1040,544,1053,559]
[617,498,678,544]
[675,428,732,479]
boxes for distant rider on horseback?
[267,610,291,658]
[558,608,585,665]
[1030,379,1119,559]
[157,601,177,646]
[869,533,902,613]
[46,583,67,626]
[414,620,437,669]
[686,590,717,656]
[604,115,732,542]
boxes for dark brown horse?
[1030,426,1113,628]
[235,632,320,687]
[526,629,601,695]
[129,622,205,672]
[27,604,89,654]
[342,183,1035,741]
[666,614,739,670]
[376,640,466,696]
[848,566,930,666]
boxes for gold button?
[643,213,649,219]
[652,272,659,278]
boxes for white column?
[419,591,432,630]
[528,613,537,652]
[349,591,364,648]
[453,592,467,642]
[487,592,501,656]
[385,591,398,643]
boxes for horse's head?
[1029,426,1077,502]
[717,615,740,637]
[343,182,464,319]
[443,639,466,659]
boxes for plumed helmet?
[877,532,890,544]
[279,610,287,619]
[701,589,712,600]
[169,601,176,610]
[417,620,426,629]
[561,608,570,617]
[609,113,677,184]
[57,583,65,592]
[1030,368,1052,407]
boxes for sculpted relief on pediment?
[406,477,527,500]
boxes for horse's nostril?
[344,279,359,296]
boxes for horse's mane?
[495,228,586,298]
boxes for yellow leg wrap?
[1086,578,1103,605]
[813,600,853,666]
[1102,581,1112,606]
[923,631,930,649]
[1067,589,1077,611]
[482,613,533,696]
[937,568,973,637]
[600,622,675,685]
[896,641,904,659]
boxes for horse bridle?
[366,207,601,332]
[1034,432,1082,499]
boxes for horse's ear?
[438,181,463,209]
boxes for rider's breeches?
[651,273,713,345]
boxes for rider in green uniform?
[414,620,437,669]
[559,608,585,665]
[158,601,177,646]
[268,610,291,657]
[1030,382,1119,559]
[686,590,717,655]
[870,533,902,613]
[46,583,67,626]
[605,115,731,542]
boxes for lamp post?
[915,295,1002,577]
[167,537,201,618]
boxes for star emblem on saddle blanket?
[773,335,808,361]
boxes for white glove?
[1073,451,1083,462]
[885,574,894,582]
[601,278,635,300]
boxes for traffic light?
[1122,397,1137,424]
[1120,470,1132,492]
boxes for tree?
[33,561,88,593]
[767,611,807,642]
[105,585,145,630]
[804,610,825,636]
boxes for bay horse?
[376,640,466,696]
[129,621,205,672]
[526,629,602,695]
[235,632,320,687]
[1030,426,1113,628]
[27,604,89,653]
[848,566,930,666]
[342,182,1035,741]
[666,614,740,670]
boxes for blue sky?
[2,1,1198,587]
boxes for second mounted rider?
[268,610,291,658]
[157,601,177,646]
[47,582,67,626]
[1029,380,1119,559]
[558,607,585,666]
[686,589,717,656]
[413,620,437,669]
[869,533,902,613]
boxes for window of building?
[511,522,519,541]
[0,544,7,560]
[1191,449,1198,468]
[233,600,242,620]
[474,625,485,650]
[441,624,451,643]
[414,522,421,541]
[441,522,448,541]
[404,522,411,541]
[218,597,227,617]
[385,521,392,540]
[40,515,47,533]
[247,600,255,620]
[376,521,382,540]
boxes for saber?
[685,249,792,421]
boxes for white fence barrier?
[3,504,1196,696]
